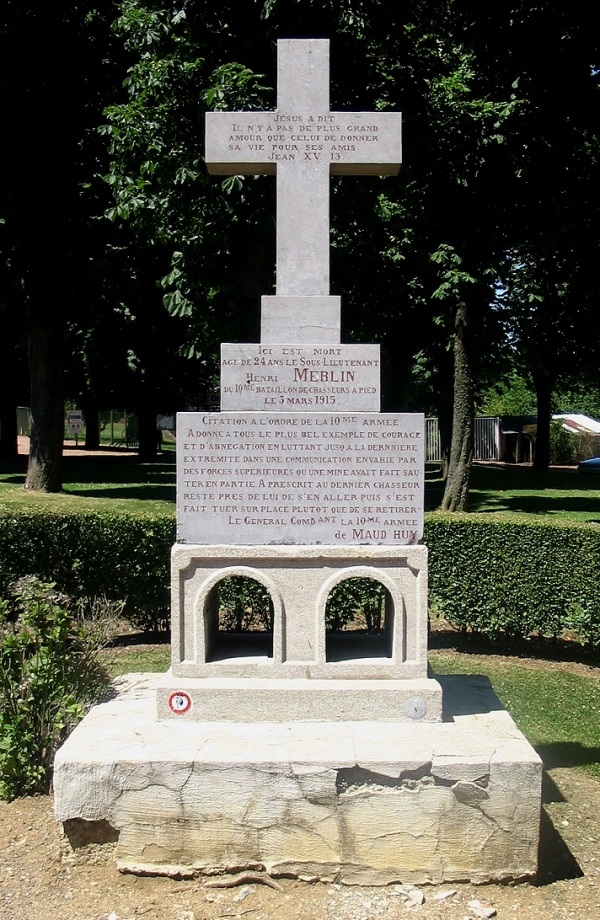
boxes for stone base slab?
[156,675,443,722]
[54,673,542,885]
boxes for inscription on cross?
[205,39,402,343]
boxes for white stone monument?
[54,39,542,885]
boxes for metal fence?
[426,417,501,463]
[425,418,441,463]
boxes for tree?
[101,1,278,374]
[0,288,28,460]
[440,301,473,510]
[97,1,600,498]
[102,1,517,511]
[0,4,129,489]
[481,4,600,471]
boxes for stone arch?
[316,566,404,664]
[196,566,284,665]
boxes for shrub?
[0,510,174,632]
[0,508,597,650]
[426,514,600,647]
[0,577,119,800]
[524,420,600,466]
[326,576,387,631]
[217,576,273,631]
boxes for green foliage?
[519,421,598,466]
[0,577,116,800]
[0,502,598,652]
[480,376,600,422]
[549,421,580,466]
[430,244,477,302]
[0,510,175,632]
[102,1,274,366]
[326,577,386,631]
[554,385,600,421]
[426,515,600,646]
[215,574,388,633]
[477,372,537,416]
[216,576,273,631]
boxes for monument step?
[155,675,443,722]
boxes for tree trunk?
[82,398,101,451]
[441,301,474,512]
[24,322,64,492]
[0,401,19,460]
[137,402,159,461]
[532,371,554,472]
[0,330,26,459]
[431,343,455,481]
[437,410,452,481]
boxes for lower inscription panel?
[177,411,424,545]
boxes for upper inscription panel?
[221,343,380,411]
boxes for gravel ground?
[1,763,598,920]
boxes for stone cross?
[205,39,402,342]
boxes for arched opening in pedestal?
[205,575,274,662]
[325,576,394,662]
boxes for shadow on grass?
[468,491,600,517]
[0,473,26,486]
[536,741,600,775]
[108,630,171,648]
[65,484,176,502]
[61,454,175,485]
[2,451,174,475]
[429,627,599,668]
[0,453,177,502]
[425,462,600,515]
[63,455,175,501]
[470,463,590,491]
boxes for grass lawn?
[425,462,600,522]
[1,453,599,522]
[0,449,176,514]
[430,650,600,779]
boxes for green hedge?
[0,510,174,632]
[426,514,600,646]
[0,509,598,645]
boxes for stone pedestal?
[170,544,429,679]
[54,673,543,885]
[163,543,443,722]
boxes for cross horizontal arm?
[205,111,401,176]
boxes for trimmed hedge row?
[0,509,598,645]
[426,514,600,646]
[0,510,175,632]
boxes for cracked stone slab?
[54,674,542,886]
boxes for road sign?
[67,410,83,433]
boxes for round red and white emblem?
[168,691,192,715]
